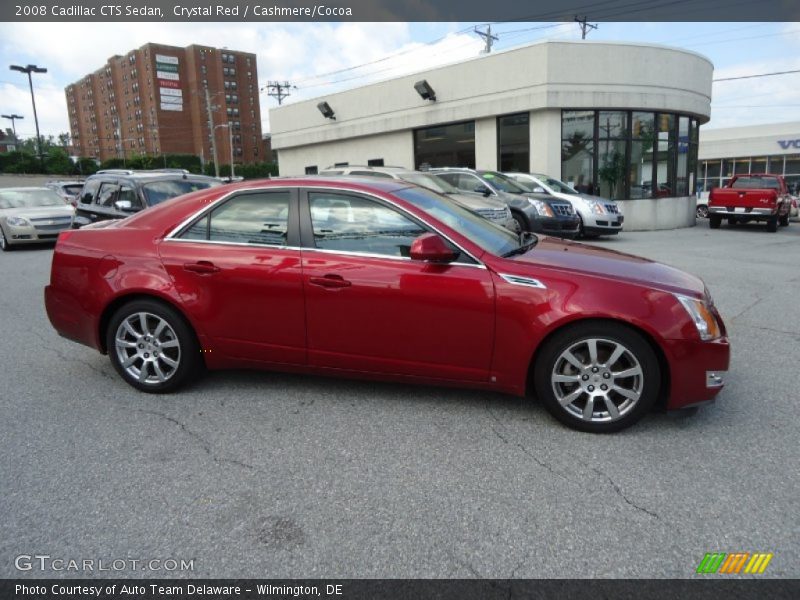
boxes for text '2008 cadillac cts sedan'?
[44,178,729,432]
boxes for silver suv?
[505,172,624,238]
[319,165,519,232]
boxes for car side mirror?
[114,199,138,212]
[410,233,459,263]
[474,184,491,197]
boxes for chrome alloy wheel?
[550,337,644,423]
[114,312,181,385]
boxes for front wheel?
[0,228,12,251]
[106,299,202,393]
[533,322,660,433]
[696,204,709,218]
[512,212,529,233]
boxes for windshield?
[394,186,521,257]
[479,171,527,194]
[533,174,580,195]
[400,173,459,194]
[0,189,65,209]
[142,179,221,205]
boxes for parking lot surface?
[1,212,798,578]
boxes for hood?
[447,192,507,211]
[576,193,618,206]
[507,236,705,297]
[0,205,74,220]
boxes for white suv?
[505,172,624,238]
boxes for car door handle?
[183,261,220,274]
[309,274,351,288]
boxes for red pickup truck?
[708,174,791,232]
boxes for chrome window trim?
[498,273,547,289]
[165,184,487,268]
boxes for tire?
[709,215,721,229]
[779,214,789,227]
[106,299,202,393]
[696,204,708,219]
[533,322,660,433]
[766,217,778,233]
[512,212,528,233]
[0,228,12,252]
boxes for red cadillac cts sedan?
[45,178,730,432]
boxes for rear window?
[731,176,781,190]
[63,184,84,196]
[142,179,221,205]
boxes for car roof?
[213,176,412,194]
[87,172,218,183]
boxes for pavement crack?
[730,295,764,321]
[136,408,256,471]
[592,467,659,519]
[486,406,568,480]
[30,329,113,380]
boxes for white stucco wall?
[699,121,800,160]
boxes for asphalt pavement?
[0,206,798,578]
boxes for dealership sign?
[777,139,800,149]
[156,54,183,112]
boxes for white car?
[0,187,75,251]
[505,172,624,238]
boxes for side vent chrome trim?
[499,273,547,289]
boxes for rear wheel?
[779,213,789,227]
[709,215,721,229]
[106,299,202,393]
[727,217,738,226]
[766,217,778,233]
[533,322,660,433]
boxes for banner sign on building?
[156,54,182,111]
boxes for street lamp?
[10,64,47,171]
[1,114,24,139]
[214,123,235,179]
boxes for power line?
[713,69,800,82]
[264,81,296,104]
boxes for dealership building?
[270,40,712,230]
[698,121,800,194]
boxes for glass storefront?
[497,113,530,172]
[414,121,475,170]
[699,152,800,194]
[562,109,699,200]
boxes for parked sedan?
[44,180,85,208]
[0,187,75,251]
[45,178,730,432]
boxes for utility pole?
[474,25,499,54]
[205,87,220,178]
[265,81,295,105]
[10,64,47,171]
[574,15,597,39]
[1,114,24,139]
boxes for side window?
[180,191,290,246]
[460,174,484,192]
[79,179,101,204]
[97,183,120,207]
[309,192,426,258]
[117,185,143,210]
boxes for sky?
[1,20,799,142]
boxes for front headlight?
[591,201,606,215]
[528,198,554,217]
[676,294,721,341]
[6,216,30,227]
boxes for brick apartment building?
[65,43,263,164]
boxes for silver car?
[319,165,519,232]
[506,172,624,238]
[0,187,75,251]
